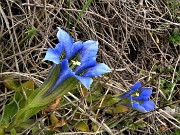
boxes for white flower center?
[71,60,81,66]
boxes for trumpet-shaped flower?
[4,28,111,131]
[119,81,142,98]
[119,81,155,113]
[132,87,153,101]
[74,40,98,74]
[43,28,83,64]
[125,96,156,112]
[44,28,111,95]
[46,59,111,95]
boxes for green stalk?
[5,65,79,132]
[74,0,93,29]
[19,29,36,47]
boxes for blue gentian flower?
[119,81,142,98]
[74,40,98,75]
[126,96,156,112]
[132,87,153,101]
[119,81,155,113]
[44,28,111,95]
[43,28,83,64]
[46,59,111,94]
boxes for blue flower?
[119,81,155,113]
[125,96,156,112]
[119,81,142,98]
[44,28,111,95]
[132,87,153,101]
[74,40,98,75]
[43,28,83,64]
[46,59,111,95]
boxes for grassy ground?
[0,0,180,134]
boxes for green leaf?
[86,82,103,103]
[91,123,98,132]
[10,128,16,135]
[1,97,19,126]
[6,77,78,131]
[50,114,66,128]
[19,28,36,47]
[1,92,24,127]
[168,66,174,72]
[160,79,166,84]
[76,121,89,132]
[177,16,180,21]
[1,79,34,127]
[31,124,39,135]
[15,92,25,109]
[103,95,119,106]
[43,130,55,135]
[166,82,174,88]
[135,121,146,128]
[18,80,34,91]
[0,126,5,135]
[74,0,92,29]
[3,78,20,91]
[17,80,35,98]
[172,28,179,35]
[86,89,102,103]
[113,105,129,114]
[128,124,137,130]
[25,28,36,36]
[5,64,79,131]
[15,119,34,132]
[0,92,23,130]
[169,28,180,46]
[175,129,180,135]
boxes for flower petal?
[121,102,147,113]
[119,81,142,98]
[57,28,74,60]
[82,63,111,77]
[74,58,96,74]
[44,63,56,83]
[46,59,74,95]
[43,43,62,64]
[80,40,98,63]
[54,59,74,87]
[131,102,147,112]
[141,100,156,112]
[57,27,74,44]
[74,75,93,89]
[133,87,152,101]
[69,41,83,59]
[122,99,155,112]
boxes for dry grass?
[0,0,180,134]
